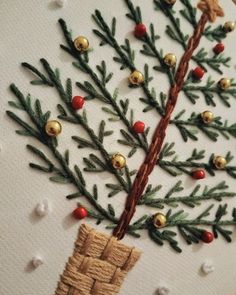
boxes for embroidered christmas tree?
[7,0,236,294]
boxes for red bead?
[71,96,85,110]
[213,43,225,54]
[72,207,88,219]
[202,231,214,244]
[133,121,145,133]
[134,23,147,38]
[192,67,205,80]
[191,169,205,180]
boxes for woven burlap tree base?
[55,224,141,295]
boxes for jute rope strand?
[113,6,223,240]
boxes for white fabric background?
[0,1,236,294]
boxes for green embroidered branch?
[193,48,230,74]
[21,60,141,199]
[179,0,227,42]
[7,84,117,223]
[183,78,236,107]
[123,0,175,85]
[105,204,236,251]
[93,10,170,115]
[127,204,236,252]
[158,143,236,178]
[153,0,231,74]
[139,181,236,208]
[90,11,236,143]
[171,110,236,142]
[58,18,149,155]
[140,99,236,142]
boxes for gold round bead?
[213,156,227,170]
[153,213,167,229]
[223,21,236,33]
[163,53,177,67]
[74,36,89,52]
[201,111,214,124]
[129,70,144,85]
[45,120,62,137]
[111,153,126,169]
[218,78,231,90]
[164,0,176,5]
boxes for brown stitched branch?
[113,13,209,240]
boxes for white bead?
[156,286,170,295]
[35,199,50,217]
[53,0,67,7]
[31,256,43,268]
[201,260,215,274]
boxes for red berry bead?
[71,96,85,110]
[133,121,145,133]
[202,231,214,244]
[134,23,147,38]
[192,67,205,80]
[191,169,205,180]
[213,43,225,55]
[72,207,88,219]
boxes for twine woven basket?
[55,224,141,295]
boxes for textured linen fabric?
[1,1,236,295]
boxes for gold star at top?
[198,0,224,22]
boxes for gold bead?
[201,111,214,124]
[111,153,126,169]
[223,21,236,33]
[45,120,62,137]
[163,53,177,67]
[218,78,231,90]
[129,70,144,85]
[153,213,167,229]
[213,156,227,170]
[74,36,89,52]
[164,0,176,5]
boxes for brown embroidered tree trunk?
[113,13,209,240]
